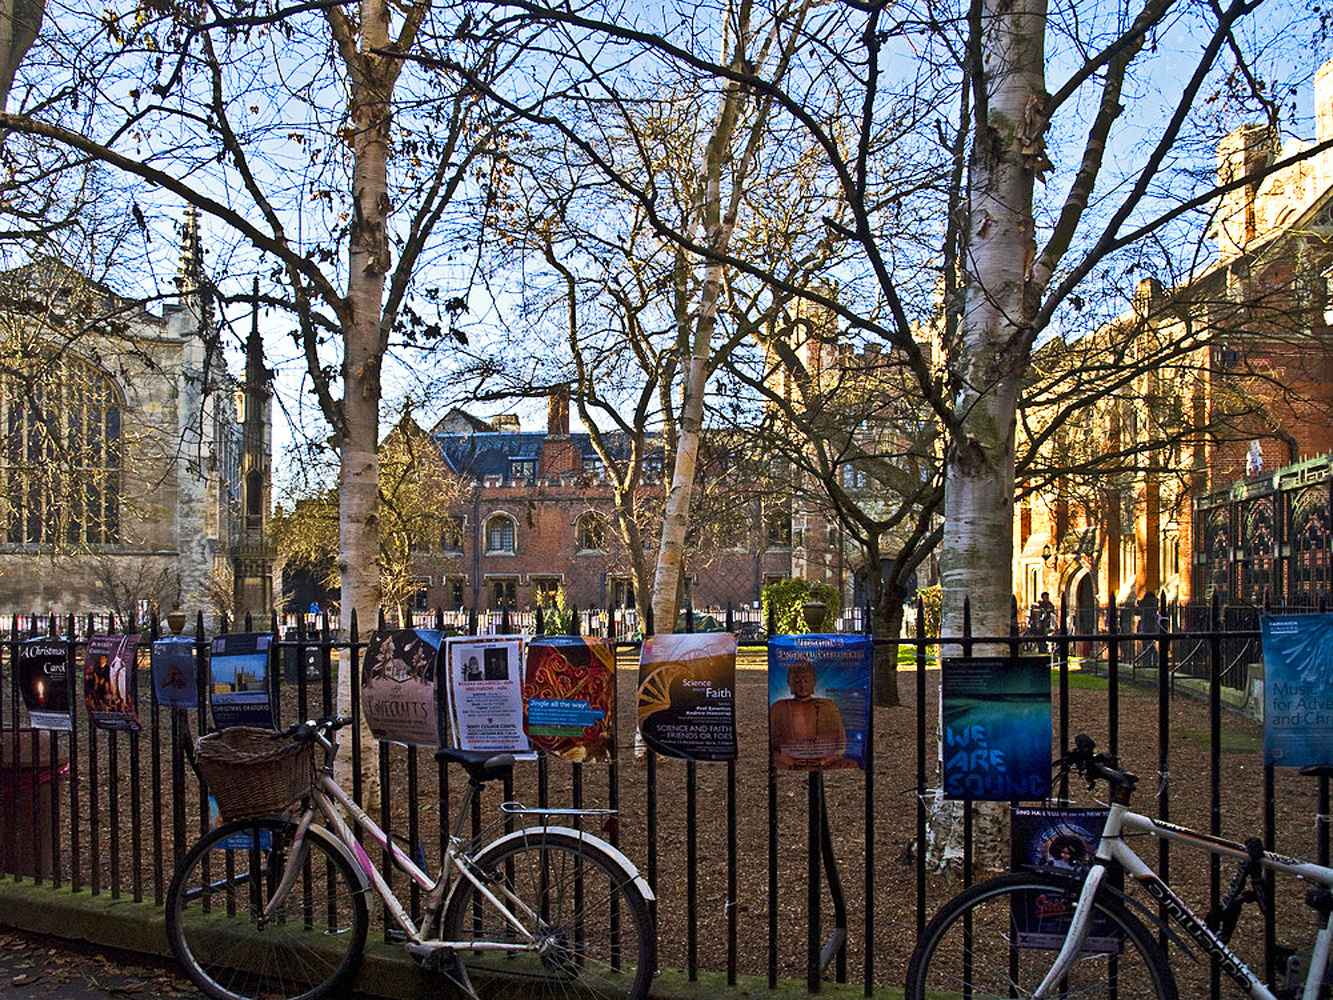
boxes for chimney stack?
[548,383,570,437]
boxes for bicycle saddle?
[436,747,516,783]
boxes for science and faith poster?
[524,636,615,762]
[19,638,72,731]
[636,632,737,761]
[767,634,871,772]
[209,633,275,730]
[445,636,532,754]
[152,636,199,710]
[84,634,143,731]
[942,655,1051,800]
[361,629,445,747]
[1262,614,1333,767]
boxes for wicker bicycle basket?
[194,727,317,821]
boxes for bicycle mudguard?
[303,822,373,898]
[457,826,655,903]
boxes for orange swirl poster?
[523,637,615,762]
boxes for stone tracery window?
[0,348,123,546]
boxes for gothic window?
[245,469,263,530]
[764,506,792,549]
[576,512,605,551]
[485,513,516,554]
[0,349,122,546]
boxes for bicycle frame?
[1038,798,1333,1000]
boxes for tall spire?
[175,205,213,334]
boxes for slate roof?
[433,427,650,482]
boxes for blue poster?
[209,633,275,730]
[942,656,1051,800]
[767,634,871,772]
[152,636,198,709]
[1262,614,1333,767]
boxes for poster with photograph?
[942,655,1051,800]
[152,636,198,710]
[445,636,533,754]
[1262,614,1333,766]
[84,634,143,731]
[523,637,615,762]
[19,638,72,731]
[361,629,445,747]
[1010,806,1120,952]
[209,633,275,730]
[637,633,737,761]
[767,634,872,772]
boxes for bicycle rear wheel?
[441,828,654,1000]
[166,817,369,1000]
[905,871,1177,999]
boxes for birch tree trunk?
[940,0,1047,642]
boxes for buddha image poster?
[524,637,615,762]
[361,629,445,747]
[636,632,737,761]
[1262,613,1333,766]
[445,636,532,754]
[152,636,198,709]
[84,633,143,731]
[19,638,72,731]
[942,655,1051,800]
[209,633,275,729]
[767,634,871,772]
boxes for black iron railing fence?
[0,593,1327,996]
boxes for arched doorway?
[1071,571,1097,657]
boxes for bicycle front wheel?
[441,828,654,1000]
[905,871,1177,1000]
[166,817,369,1000]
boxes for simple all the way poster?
[445,636,532,754]
[361,629,445,747]
[84,634,143,731]
[767,634,871,772]
[152,637,199,709]
[524,637,615,762]
[19,638,72,731]
[1261,613,1333,766]
[637,632,737,761]
[209,633,275,730]
[942,655,1051,800]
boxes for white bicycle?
[167,717,655,1000]
[906,734,1333,999]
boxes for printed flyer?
[361,629,445,747]
[637,632,737,761]
[1010,806,1120,952]
[1262,613,1333,766]
[209,633,275,730]
[84,633,143,731]
[445,636,532,754]
[152,636,199,710]
[19,638,72,731]
[942,655,1051,800]
[767,634,871,772]
[524,636,615,762]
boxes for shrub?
[917,584,943,638]
[761,577,842,634]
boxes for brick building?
[1015,56,1333,622]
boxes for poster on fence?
[445,636,533,754]
[152,636,198,710]
[636,632,737,762]
[209,633,275,730]
[19,638,72,731]
[942,655,1050,800]
[524,636,615,762]
[360,629,445,747]
[84,633,143,731]
[767,634,871,772]
[1261,613,1333,766]
[1010,806,1121,952]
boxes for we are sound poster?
[942,655,1051,800]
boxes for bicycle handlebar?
[1056,734,1138,792]
[276,716,354,742]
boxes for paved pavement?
[0,928,195,1000]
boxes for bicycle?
[166,717,655,1000]
[905,734,1333,999]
